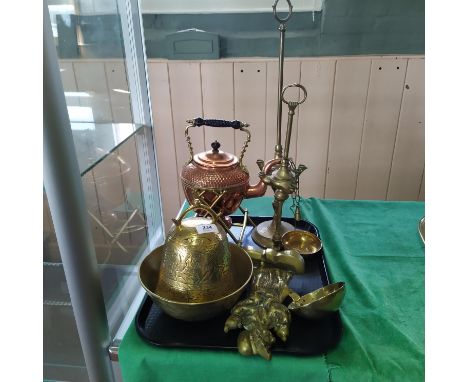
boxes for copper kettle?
[180,118,279,220]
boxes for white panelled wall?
[59,59,133,124]
[59,56,425,231]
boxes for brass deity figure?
[224,266,293,360]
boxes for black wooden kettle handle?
[188,118,249,129]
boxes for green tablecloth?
[120,197,425,381]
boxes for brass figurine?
[224,266,293,360]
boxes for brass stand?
[251,84,308,249]
[251,220,294,249]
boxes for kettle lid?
[194,140,238,168]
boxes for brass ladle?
[244,246,305,274]
[286,282,346,319]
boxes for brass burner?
[251,220,295,249]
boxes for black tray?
[135,215,343,355]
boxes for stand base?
[251,220,295,248]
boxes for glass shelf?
[44,124,155,314]
[71,122,145,176]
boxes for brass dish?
[139,243,253,321]
[281,230,322,256]
[287,282,345,320]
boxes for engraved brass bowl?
[287,282,345,319]
[281,230,322,257]
[139,243,253,321]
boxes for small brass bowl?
[139,243,253,321]
[288,282,345,320]
[282,230,322,256]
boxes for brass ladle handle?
[287,288,302,302]
[272,0,293,24]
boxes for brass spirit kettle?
[180,118,277,221]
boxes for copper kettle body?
[180,118,277,218]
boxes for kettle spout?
[246,158,281,198]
